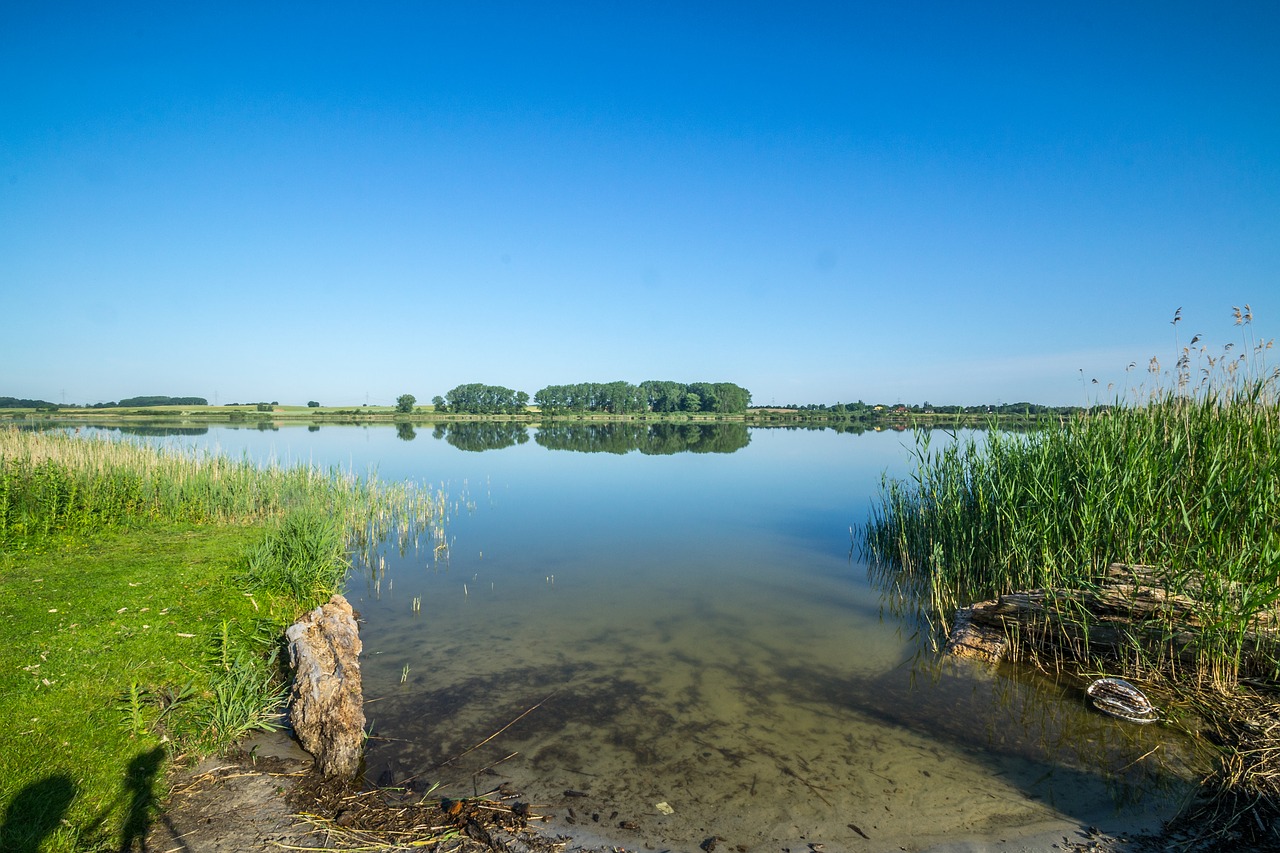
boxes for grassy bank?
[862,325,1279,846]
[0,427,445,852]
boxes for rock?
[286,593,365,779]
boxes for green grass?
[0,524,276,851]
[864,321,1280,685]
[0,427,447,852]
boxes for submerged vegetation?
[864,307,1279,845]
[0,426,447,852]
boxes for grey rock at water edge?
[286,593,366,779]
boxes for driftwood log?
[286,593,366,779]
[947,563,1279,672]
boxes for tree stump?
[286,593,365,779]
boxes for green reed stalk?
[865,357,1279,685]
[0,427,449,598]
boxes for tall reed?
[0,427,448,597]
[865,314,1280,684]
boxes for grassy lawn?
[0,521,290,852]
[0,426,446,852]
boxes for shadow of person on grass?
[1,773,76,853]
[118,746,165,853]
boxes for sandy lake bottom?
[354,563,1203,853]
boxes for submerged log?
[286,593,365,779]
[946,563,1280,673]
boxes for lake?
[90,420,1201,850]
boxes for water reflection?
[47,424,211,437]
[423,421,753,455]
[533,422,750,455]
[348,424,1203,850]
[431,422,530,452]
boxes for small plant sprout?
[400,665,410,684]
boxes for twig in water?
[401,691,559,785]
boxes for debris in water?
[1087,677,1159,724]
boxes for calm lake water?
[90,421,1202,850]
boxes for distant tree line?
[755,400,1084,419]
[534,381,751,415]
[87,396,209,409]
[417,380,752,416]
[0,396,58,409]
[431,384,529,415]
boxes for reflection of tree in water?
[395,422,417,441]
[75,424,211,437]
[431,422,530,452]
[535,422,750,455]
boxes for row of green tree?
[426,384,530,415]
[533,381,752,415]
[0,397,57,409]
[413,381,752,416]
[760,400,1085,418]
[87,396,209,409]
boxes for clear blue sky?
[3,2,1277,407]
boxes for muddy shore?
[146,730,1171,853]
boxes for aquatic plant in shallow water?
[245,508,347,599]
[0,426,450,582]
[864,309,1280,685]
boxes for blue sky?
[2,2,1277,407]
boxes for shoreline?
[150,730,1175,853]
